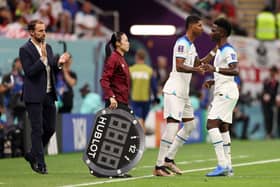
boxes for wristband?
[210,50,216,56]
[215,67,220,73]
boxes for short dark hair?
[214,18,232,37]
[185,15,201,30]
[270,65,278,73]
[27,20,44,31]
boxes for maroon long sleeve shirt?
[100,51,130,104]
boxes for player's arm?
[194,46,218,67]
[203,48,239,76]
[217,62,239,76]
[176,57,203,73]
[174,41,203,73]
[202,62,239,76]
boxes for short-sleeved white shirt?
[208,43,239,123]
[213,44,238,96]
[163,36,198,99]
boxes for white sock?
[166,120,196,160]
[156,122,178,166]
[221,131,232,169]
[208,128,227,168]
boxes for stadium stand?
[237,0,266,37]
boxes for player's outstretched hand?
[201,64,215,72]
[196,65,205,74]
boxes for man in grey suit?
[19,20,70,174]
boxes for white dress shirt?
[31,39,52,93]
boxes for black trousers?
[25,93,56,166]
[232,114,249,139]
[262,103,274,136]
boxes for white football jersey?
[213,44,238,94]
[163,35,198,99]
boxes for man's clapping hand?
[58,52,71,67]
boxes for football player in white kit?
[153,15,217,176]
[202,18,239,177]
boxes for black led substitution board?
[83,108,145,177]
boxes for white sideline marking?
[59,158,280,187]
[140,155,248,169]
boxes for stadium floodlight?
[130,25,176,36]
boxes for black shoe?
[38,165,48,174]
[24,152,39,173]
[24,153,47,174]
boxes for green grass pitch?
[0,140,280,187]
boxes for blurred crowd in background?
[0,0,105,38]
